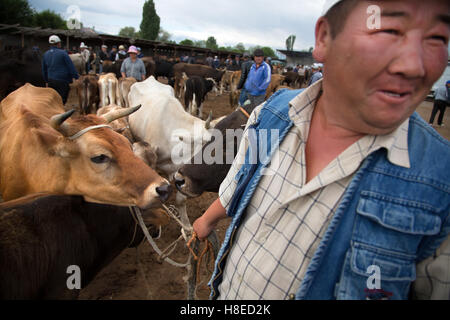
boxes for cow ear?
[33,127,78,158]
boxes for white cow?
[128,76,212,177]
[98,73,121,107]
[128,76,214,225]
[69,53,85,75]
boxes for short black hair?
[324,0,359,39]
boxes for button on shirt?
[217,80,411,300]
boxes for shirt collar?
[288,79,411,169]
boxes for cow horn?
[102,104,141,123]
[205,111,213,129]
[50,109,75,129]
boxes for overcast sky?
[28,0,326,52]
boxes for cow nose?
[156,184,171,202]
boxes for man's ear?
[313,17,332,63]
[32,127,78,158]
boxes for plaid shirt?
[217,80,412,300]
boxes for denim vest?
[210,89,450,300]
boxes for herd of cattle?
[0,47,305,299]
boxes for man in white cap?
[193,0,450,300]
[42,35,79,104]
[308,63,323,86]
[120,45,146,81]
[79,42,90,74]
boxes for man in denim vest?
[194,0,450,300]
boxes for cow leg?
[191,94,197,116]
[198,103,203,118]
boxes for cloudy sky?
[28,0,327,52]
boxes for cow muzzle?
[137,180,172,209]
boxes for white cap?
[80,42,87,48]
[322,0,343,15]
[49,35,61,44]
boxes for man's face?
[254,56,264,64]
[316,0,449,134]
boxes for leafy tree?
[234,43,246,53]
[286,35,296,51]
[119,26,140,38]
[157,28,171,42]
[309,46,314,52]
[194,40,206,48]
[179,39,194,46]
[0,0,35,26]
[260,47,276,58]
[33,10,68,30]
[139,0,160,40]
[205,36,218,50]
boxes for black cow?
[174,101,258,196]
[154,58,175,87]
[0,48,45,100]
[102,59,124,79]
[0,193,168,299]
[184,76,216,118]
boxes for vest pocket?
[353,191,442,255]
[336,241,416,300]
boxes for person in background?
[120,45,146,81]
[79,42,90,74]
[98,45,109,74]
[308,63,323,86]
[206,54,214,67]
[213,56,220,69]
[42,35,79,104]
[243,48,271,107]
[137,47,144,58]
[109,45,119,61]
[237,52,253,106]
[429,81,449,127]
[117,45,127,60]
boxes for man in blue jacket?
[193,0,450,300]
[42,35,79,104]
[244,49,271,107]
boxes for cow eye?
[91,154,110,164]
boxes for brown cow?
[0,193,169,299]
[75,75,99,115]
[229,70,242,108]
[118,77,137,108]
[173,63,225,98]
[265,74,286,100]
[0,84,171,208]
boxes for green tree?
[33,10,68,30]
[234,43,246,53]
[139,0,160,40]
[194,40,206,48]
[179,39,194,46]
[261,47,276,58]
[205,36,218,50]
[0,0,35,26]
[119,26,140,38]
[157,28,171,42]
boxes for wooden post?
[67,35,69,51]
[21,32,24,48]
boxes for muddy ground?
[2,79,449,300]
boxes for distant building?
[277,50,315,67]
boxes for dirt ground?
[2,80,449,300]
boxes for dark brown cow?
[0,193,169,299]
[174,102,257,196]
[75,75,99,115]
[282,71,302,88]
[173,63,225,98]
